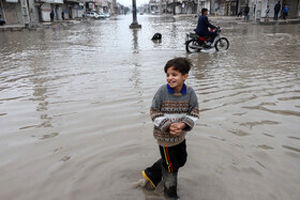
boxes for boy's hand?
[169,123,186,136]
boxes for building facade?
[144,0,299,17]
[0,0,126,27]
[0,0,30,25]
[258,0,299,19]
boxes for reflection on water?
[0,15,300,200]
[132,29,139,53]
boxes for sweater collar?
[167,83,187,94]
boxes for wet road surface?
[0,15,300,200]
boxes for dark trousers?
[208,31,217,43]
[274,12,279,20]
[283,12,288,20]
[144,140,187,185]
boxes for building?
[139,3,150,13]
[33,0,64,22]
[257,0,299,19]
[62,0,84,19]
[182,0,196,14]
[149,0,160,14]
[212,0,300,18]
[0,0,30,26]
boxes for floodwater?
[0,15,300,200]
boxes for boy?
[141,57,199,199]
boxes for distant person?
[244,4,250,21]
[237,10,243,17]
[194,8,218,46]
[215,7,219,16]
[50,10,54,22]
[283,4,289,20]
[274,1,281,20]
[62,11,65,20]
[138,57,199,199]
[265,5,270,21]
[0,14,5,25]
[253,4,256,17]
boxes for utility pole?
[236,0,239,16]
[111,0,116,15]
[160,0,162,14]
[130,0,142,28]
[254,0,257,22]
[197,0,201,15]
[173,0,176,15]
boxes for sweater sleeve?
[150,87,172,132]
[181,89,199,131]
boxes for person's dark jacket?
[274,3,281,13]
[194,15,216,36]
[244,6,250,15]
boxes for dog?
[151,33,162,40]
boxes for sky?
[117,0,149,7]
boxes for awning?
[65,0,81,3]
[6,0,18,3]
[35,0,64,4]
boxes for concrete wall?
[27,0,40,26]
[1,0,23,24]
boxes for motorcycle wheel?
[186,40,201,53]
[214,37,229,51]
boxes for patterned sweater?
[150,84,199,147]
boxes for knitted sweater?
[150,84,199,147]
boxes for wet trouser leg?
[144,159,163,187]
[208,31,218,43]
[274,12,279,20]
[283,12,287,20]
[162,167,178,199]
[159,140,187,198]
[144,140,187,197]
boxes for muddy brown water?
[0,15,300,200]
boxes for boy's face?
[166,66,188,92]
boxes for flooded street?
[0,15,300,200]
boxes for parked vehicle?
[97,12,106,19]
[84,11,102,19]
[103,13,110,18]
[185,27,229,53]
[95,12,110,19]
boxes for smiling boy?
[141,57,199,199]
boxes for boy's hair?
[201,8,208,14]
[164,57,192,75]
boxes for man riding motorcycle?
[194,8,217,46]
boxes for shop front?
[281,0,300,18]
[35,0,63,22]
[63,0,83,19]
[225,0,238,16]
[0,0,22,24]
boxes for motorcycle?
[185,27,229,53]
